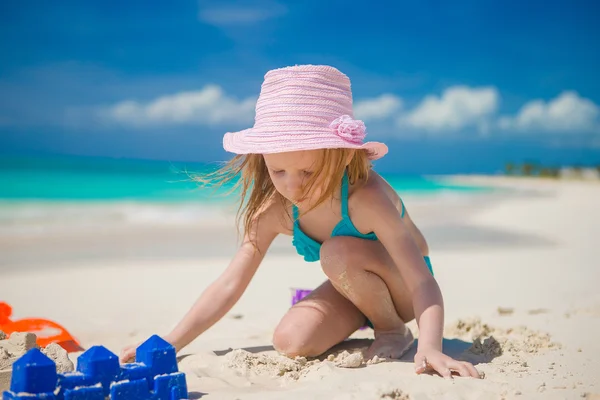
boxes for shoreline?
[1,185,541,272]
[439,173,600,187]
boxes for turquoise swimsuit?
[291,171,434,330]
[291,171,433,274]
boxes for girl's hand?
[119,343,139,363]
[120,334,181,363]
[414,347,481,379]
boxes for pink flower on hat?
[329,115,366,144]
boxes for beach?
[1,175,599,399]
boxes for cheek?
[269,176,286,194]
[308,186,323,200]
[273,182,285,194]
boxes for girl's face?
[263,150,323,204]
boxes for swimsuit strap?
[294,171,349,220]
[341,171,349,217]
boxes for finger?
[448,360,471,378]
[439,366,452,379]
[429,359,452,379]
[120,349,135,363]
[414,355,428,374]
[462,361,482,379]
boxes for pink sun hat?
[222,65,388,160]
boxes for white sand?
[1,177,599,399]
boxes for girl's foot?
[365,326,414,360]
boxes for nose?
[285,175,303,197]
[286,181,301,193]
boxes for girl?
[120,65,480,379]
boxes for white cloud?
[398,86,499,132]
[498,91,599,133]
[99,82,600,141]
[199,1,287,26]
[354,94,403,121]
[104,85,256,127]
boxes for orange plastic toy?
[0,302,84,353]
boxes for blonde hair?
[195,149,373,244]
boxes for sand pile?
[223,317,561,385]
[0,331,74,391]
[223,348,368,382]
[378,389,410,399]
[224,349,310,379]
[445,317,561,365]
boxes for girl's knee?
[272,321,322,358]
[320,237,354,275]
[321,236,376,280]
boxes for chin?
[291,196,307,205]
[296,197,316,207]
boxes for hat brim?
[223,128,388,161]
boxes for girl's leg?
[272,279,366,358]
[320,236,420,359]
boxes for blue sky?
[1,0,599,174]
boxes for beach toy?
[2,335,188,400]
[0,302,83,353]
[291,288,313,306]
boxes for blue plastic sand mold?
[2,335,188,400]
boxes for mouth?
[293,196,308,204]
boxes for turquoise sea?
[0,155,487,201]
[0,155,489,234]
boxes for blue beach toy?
[2,335,188,400]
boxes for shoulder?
[349,171,402,214]
[348,171,404,230]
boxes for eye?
[302,170,313,176]
[271,169,285,175]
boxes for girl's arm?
[120,204,281,362]
[364,191,444,350]
[358,189,480,378]
[165,209,280,352]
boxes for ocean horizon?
[0,154,489,201]
[0,154,492,236]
